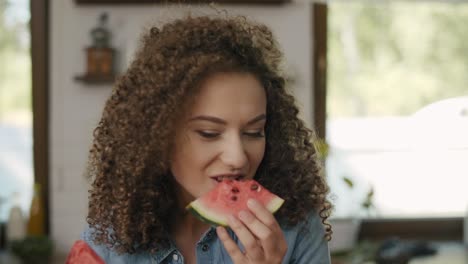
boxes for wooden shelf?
[75,0,290,4]
[74,74,116,85]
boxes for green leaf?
[343,176,354,188]
[313,138,329,160]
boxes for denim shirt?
[80,211,330,264]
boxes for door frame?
[31,0,49,235]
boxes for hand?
[216,199,288,264]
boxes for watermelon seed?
[250,184,258,190]
[231,196,238,201]
[232,187,239,193]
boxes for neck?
[175,212,211,240]
[171,206,211,249]
[172,183,211,241]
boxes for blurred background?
[0,0,32,222]
[0,0,467,263]
[327,1,468,219]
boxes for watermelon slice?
[186,179,284,226]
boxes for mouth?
[210,174,245,182]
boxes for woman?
[67,14,332,264]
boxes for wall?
[50,0,313,253]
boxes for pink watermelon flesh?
[186,179,284,226]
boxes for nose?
[220,134,248,170]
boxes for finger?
[227,214,264,261]
[247,198,282,232]
[238,209,284,254]
[238,210,272,241]
[216,226,246,263]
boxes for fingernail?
[238,210,253,221]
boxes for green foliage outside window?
[328,2,468,117]
[0,0,31,120]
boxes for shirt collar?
[153,240,177,263]
[152,226,217,263]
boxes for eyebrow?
[188,114,267,125]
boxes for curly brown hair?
[86,14,332,254]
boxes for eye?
[244,131,265,138]
[196,130,220,139]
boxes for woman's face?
[171,72,267,204]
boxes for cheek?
[249,140,266,167]
[171,136,198,178]
[171,138,217,175]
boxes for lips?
[210,174,245,182]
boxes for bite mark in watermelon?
[186,179,284,226]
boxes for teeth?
[214,176,242,182]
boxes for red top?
[66,240,105,264]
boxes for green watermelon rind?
[187,205,228,227]
[186,196,285,227]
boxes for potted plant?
[329,176,375,253]
[313,137,376,253]
[10,235,53,264]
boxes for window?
[0,0,48,234]
[326,2,468,219]
[0,0,33,222]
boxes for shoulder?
[80,226,111,261]
[279,211,331,264]
[79,226,153,264]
